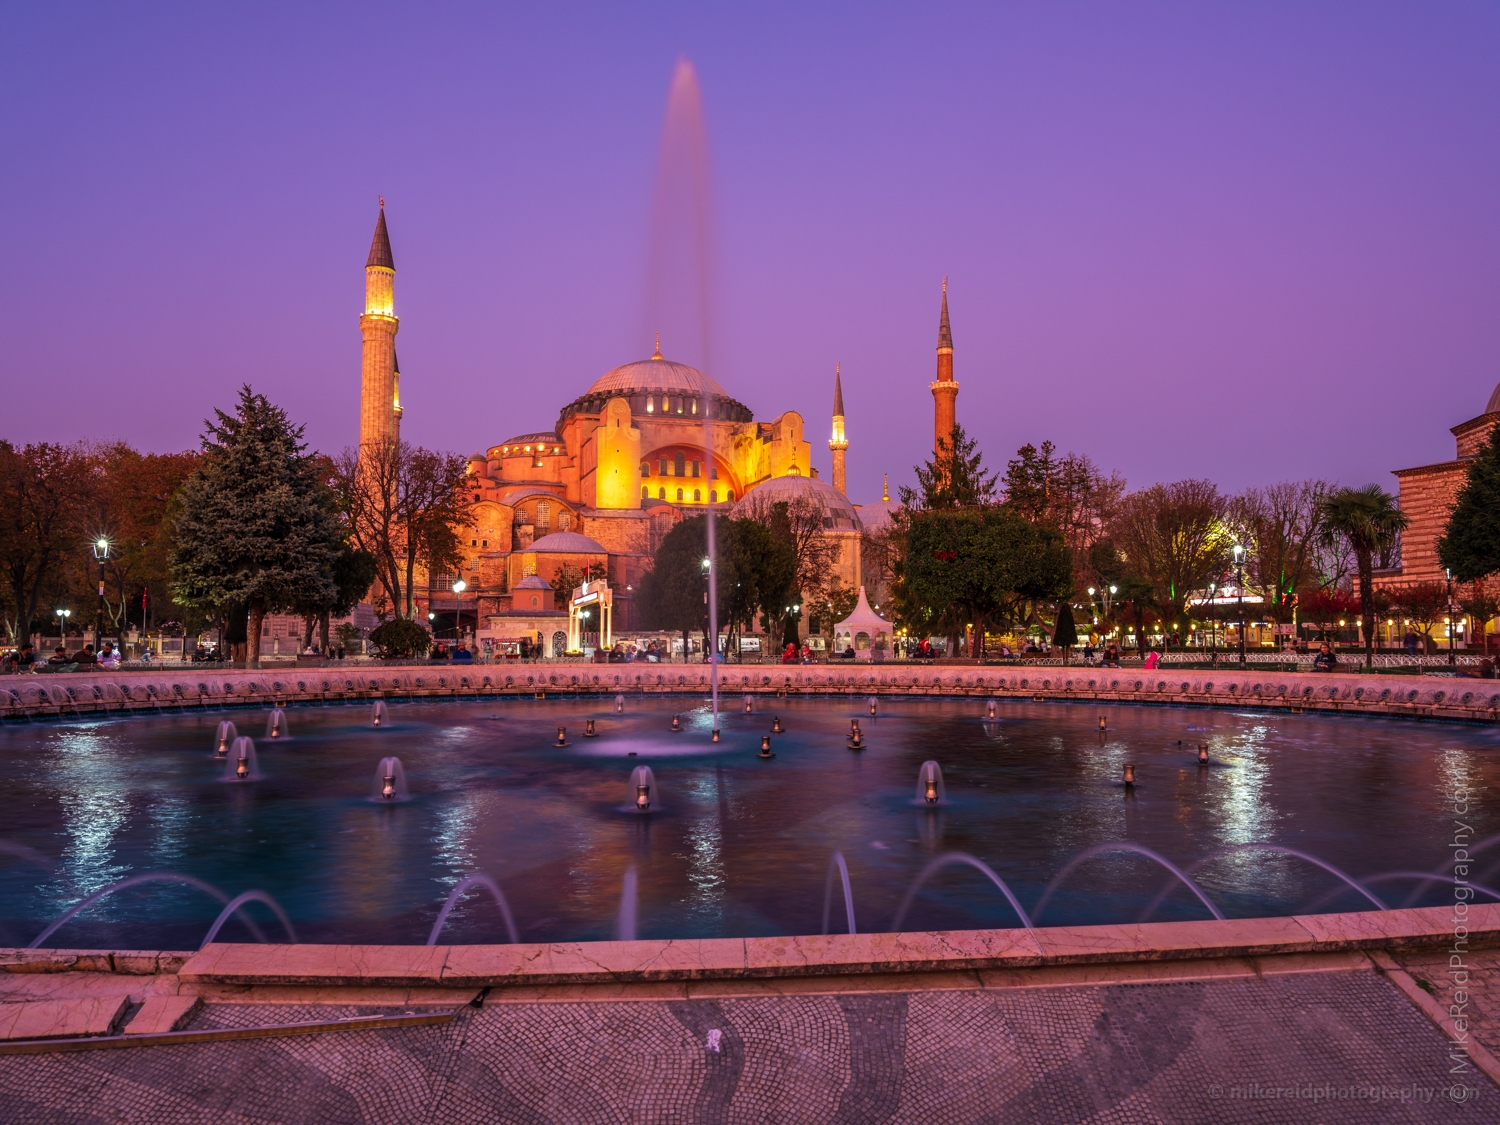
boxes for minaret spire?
[651,332,663,361]
[930,277,959,461]
[829,362,848,497]
[882,473,889,502]
[359,201,400,451]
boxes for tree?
[550,562,607,610]
[1439,425,1500,583]
[1227,481,1330,623]
[0,441,95,642]
[1317,485,1409,668]
[899,425,997,511]
[334,439,471,620]
[735,494,838,648]
[638,516,737,656]
[1108,480,1231,643]
[171,386,343,665]
[368,618,433,660]
[295,544,378,652]
[896,506,1070,658]
[1053,599,1078,656]
[721,517,793,658]
[1458,584,1498,656]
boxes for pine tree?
[1439,425,1500,583]
[1053,599,1078,652]
[900,425,998,510]
[171,386,342,665]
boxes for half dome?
[736,473,862,531]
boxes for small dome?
[527,531,607,553]
[498,432,562,451]
[738,473,862,531]
[1486,381,1500,416]
[512,574,552,590]
[857,497,903,534]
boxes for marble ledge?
[0,950,188,976]
[0,996,128,1041]
[179,943,449,987]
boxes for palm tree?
[1317,486,1408,668]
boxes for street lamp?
[1232,544,1246,667]
[452,578,466,643]
[92,538,110,652]
[1446,568,1457,665]
[55,608,71,644]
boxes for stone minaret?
[359,200,400,448]
[930,277,958,459]
[829,362,848,496]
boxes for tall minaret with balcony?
[931,277,958,459]
[829,362,849,496]
[359,200,400,448]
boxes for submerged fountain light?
[758,735,774,758]
[1123,764,1136,787]
[555,726,569,747]
[771,716,784,734]
[669,715,682,733]
[915,761,946,806]
[584,719,597,738]
[214,720,236,755]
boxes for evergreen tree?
[639,516,736,656]
[1053,599,1078,653]
[171,386,342,665]
[1439,425,1500,583]
[899,425,998,511]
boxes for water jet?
[214,720,236,755]
[266,708,288,739]
[615,695,624,713]
[629,765,656,813]
[372,700,388,728]
[915,761,946,806]
[226,737,258,781]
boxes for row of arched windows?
[642,486,734,504]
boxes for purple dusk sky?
[3,3,1498,505]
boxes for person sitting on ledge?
[70,644,97,667]
[98,642,120,669]
[1143,649,1161,670]
[452,643,473,664]
[1312,642,1338,672]
[47,646,70,666]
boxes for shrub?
[368,618,432,659]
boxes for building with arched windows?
[356,207,959,640]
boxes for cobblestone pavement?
[0,972,1490,1124]
[1400,948,1500,1059]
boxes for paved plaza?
[1,962,1492,1124]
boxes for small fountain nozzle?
[758,735,774,758]
[615,695,624,714]
[236,753,249,779]
[584,719,597,738]
[711,728,720,743]
[924,776,938,804]
[848,718,865,750]
[771,716,784,734]
[869,699,877,716]
[1198,743,1209,764]
[635,784,650,811]
[744,697,752,713]
[555,726,568,747]
[1099,715,1107,732]
[669,715,682,733]
[382,772,396,800]
[987,700,997,720]
[1123,763,1136,787]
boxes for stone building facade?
[357,207,960,641]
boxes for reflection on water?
[0,697,1495,949]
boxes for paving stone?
[0,971,1489,1123]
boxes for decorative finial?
[652,332,662,361]
[942,275,947,294]
[883,473,889,502]
[379,194,385,209]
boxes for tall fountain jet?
[648,57,721,733]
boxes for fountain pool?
[1,697,1495,950]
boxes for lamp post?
[701,557,711,662]
[1233,544,1246,667]
[92,538,110,652]
[452,579,466,644]
[55,608,71,646]
[1446,568,1457,665]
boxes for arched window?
[726,489,735,502]
[676,488,684,502]
[559,510,571,531]
[537,501,551,532]
[691,460,700,478]
[691,399,698,415]
[709,490,717,503]
[658,487,666,500]
[641,485,649,500]
[693,489,701,502]
[675,397,683,414]
[640,462,650,478]
[675,452,685,476]
[646,395,654,413]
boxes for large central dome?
[557,351,753,427]
[587,356,730,400]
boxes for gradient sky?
[4,2,1498,505]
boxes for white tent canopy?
[833,586,891,660]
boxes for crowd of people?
[1,640,123,673]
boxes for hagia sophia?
[357,204,915,652]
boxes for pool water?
[1,696,1495,950]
